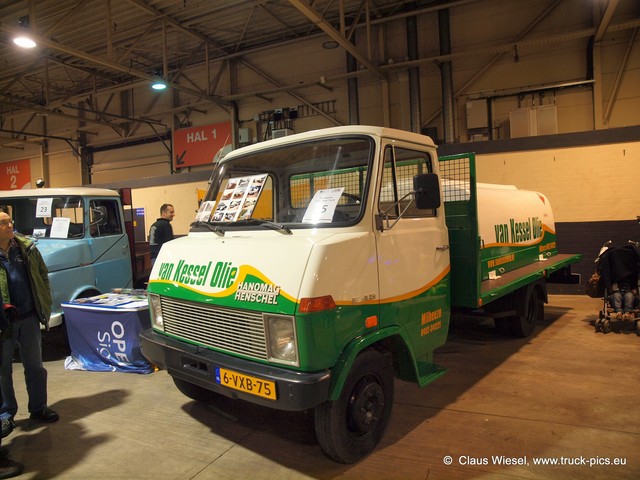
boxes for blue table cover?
[63,293,154,374]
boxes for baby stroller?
[593,241,640,335]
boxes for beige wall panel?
[132,181,209,237]
[0,143,83,188]
[0,144,41,164]
[460,43,586,94]
[555,90,593,133]
[476,142,640,223]
[91,142,171,184]
[47,151,83,187]
[602,69,640,126]
[358,85,384,127]
[92,163,170,185]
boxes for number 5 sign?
[0,159,32,190]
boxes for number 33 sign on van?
[0,159,32,190]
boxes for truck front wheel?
[314,350,394,463]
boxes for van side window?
[90,200,122,237]
[379,146,435,218]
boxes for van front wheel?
[314,350,394,463]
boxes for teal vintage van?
[0,187,137,329]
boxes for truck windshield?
[195,135,374,230]
[0,196,85,239]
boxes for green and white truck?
[140,126,581,463]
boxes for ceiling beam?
[287,0,386,80]
[595,0,620,42]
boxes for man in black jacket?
[148,204,175,265]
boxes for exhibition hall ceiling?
[0,0,454,119]
[0,0,637,145]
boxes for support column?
[407,16,421,133]
[438,8,455,143]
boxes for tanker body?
[439,153,580,336]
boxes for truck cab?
[141,126,451,462]
[140,125,580,463]
[0,187,134,328]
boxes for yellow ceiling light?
[13,35,36,49]
[13,16,36,49]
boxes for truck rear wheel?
[509,284,544,337]
[314,350,394,463]
[173,377,219,402]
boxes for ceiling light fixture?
[151,80,167,90]
[322,40,339,50]
[151,70,167,90]
[13,15,36,49]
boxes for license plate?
[215,367,277,400]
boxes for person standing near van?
[0,210,59,436]
[0,290,23,479]
[149,204,175,264]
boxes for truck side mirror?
[413,173,441,210]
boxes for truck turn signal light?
[299,295,336,313]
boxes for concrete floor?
[3,295,639,479]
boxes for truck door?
[375,145,450,347]
[88,199,133,289]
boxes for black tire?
[173,377,219,402]
[602,319,611,334]
[509,285,544,338]
[314,349,394,463]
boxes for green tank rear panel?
[438,153,481,309]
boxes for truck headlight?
[265,314,298,366]
[149,294,164,330]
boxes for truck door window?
[90,200,123,237]
[379,146,435,218]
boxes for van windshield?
[194,135,374,230]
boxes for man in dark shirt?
[148,204,175,264]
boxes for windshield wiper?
[190,221,225,236]
[237,219,292,235]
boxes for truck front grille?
[159,296,268,360]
